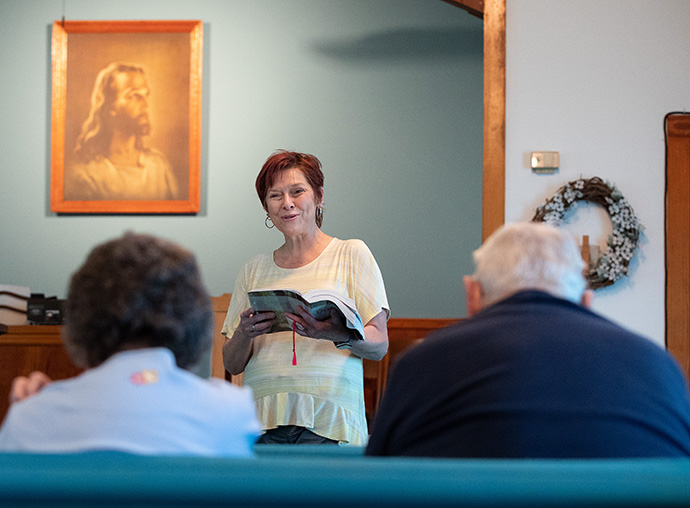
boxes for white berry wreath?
[531,176,643,290]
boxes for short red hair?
[255,150,325,209]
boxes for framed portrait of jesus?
[50,20,202,214]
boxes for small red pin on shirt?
[130,370,158,385]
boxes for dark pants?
[256,425,339,445]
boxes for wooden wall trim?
[482,0,506,241]
[2,325,62,345]
[665,113,690,381]
[441,0,485,18]
[440,0,506,240]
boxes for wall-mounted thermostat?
[531,151,559,174]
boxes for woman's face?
[265,167,322,237]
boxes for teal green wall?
[0,0,482,319]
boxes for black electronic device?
[27,294,65,325]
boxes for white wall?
[506,0,690,345]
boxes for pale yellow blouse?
[222,238,390,445]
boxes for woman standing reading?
[222,150,389,445]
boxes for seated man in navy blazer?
[366,222,690,458]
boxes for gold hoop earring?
[265,214,275,229]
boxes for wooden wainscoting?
[210,293,235,381]
[0,296,456,424]
[210,294,459,424]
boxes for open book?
[248,288,365,341]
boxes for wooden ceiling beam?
[440,0,484,18]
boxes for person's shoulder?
[329,237,365,248]
[204,380,261,442]
[205,376,251,393]
[246,251,271,262]
[202,378,257,410]
[331,238,374,256]
[589,316,669,355]
[338,238,366,247]
[176,377,260,439]
[482,290,591,323]
[233,250,272,271]
[497,291,664,351]
[532,293,651,343]
[422,320,468,350]
[172,367,251,399]
[242,252,273,271]
[394,320,467,365]
[1,373,81,421]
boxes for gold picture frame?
[50,20,202,213]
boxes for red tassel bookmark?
[292,320,297,366]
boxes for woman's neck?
[274,230,332,269]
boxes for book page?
[248,288,365,340]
